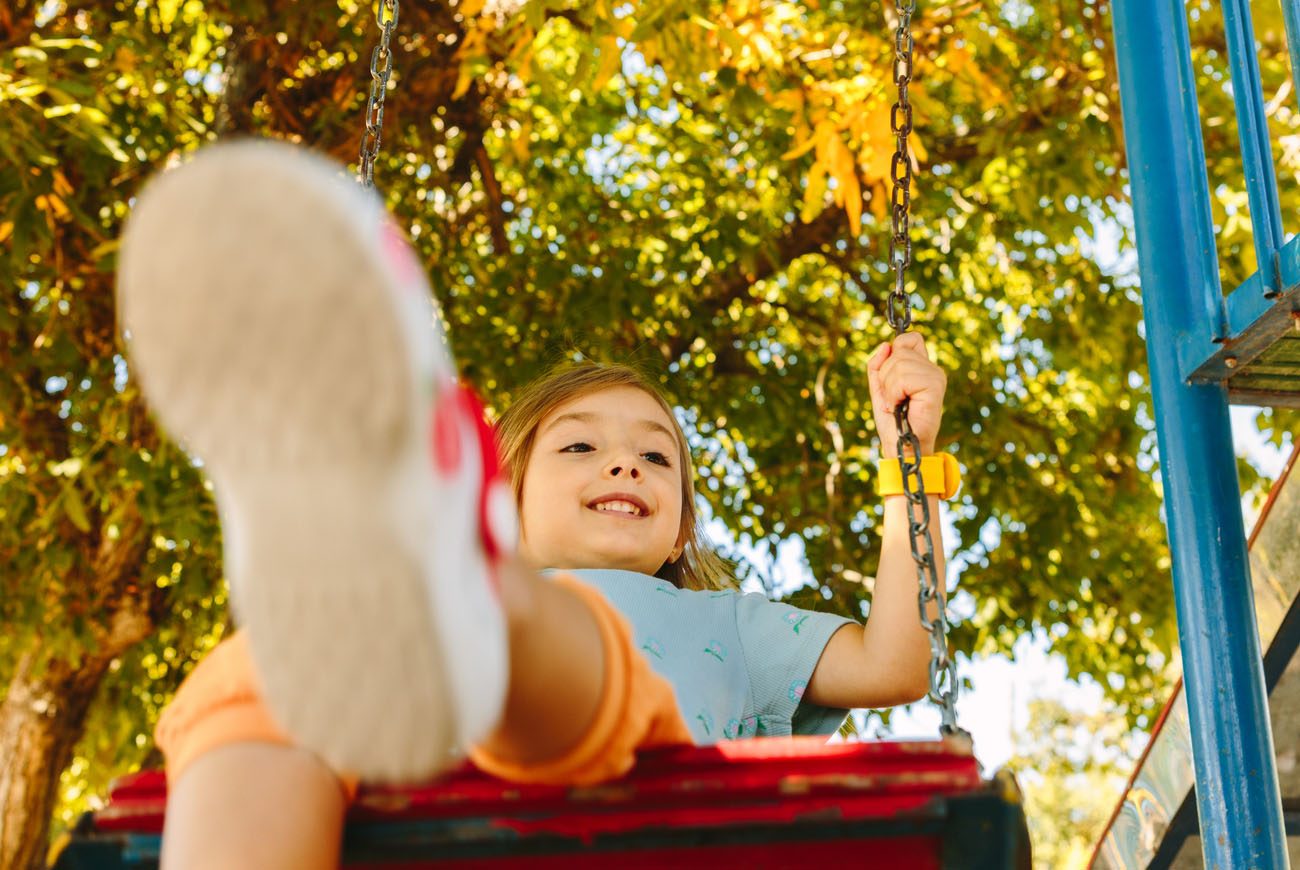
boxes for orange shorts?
[154,573,692,801]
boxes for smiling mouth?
[589,499,648,518]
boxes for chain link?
[359,0,399,189]
[886,0,915,334]
[884,0,964,738]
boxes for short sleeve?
[734,594,857,737]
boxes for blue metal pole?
[1220,0,1285,294]
[1282,0,1300,122]
[1109,1,1289,868]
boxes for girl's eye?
[561,442,594,454]
[643,452,671,467]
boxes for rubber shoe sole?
[117,139,509,783]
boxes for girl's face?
[517,386,685,575]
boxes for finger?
[880,358,945,409]
[867,344,891,403]
[867,342,891,375]
[892,331,930,360]
[879,366,909,412]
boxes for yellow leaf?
[511,119,532,163]
[826,130,854,186]
[453,26,487,100]
[63,485,91,533]
[810,119,837,165]
[159,0,180,28]
[0,222,12,244]
[944,47,971,75]
[52,170,74,197]
[592,35,622,91]
[781,132,816,161]
[35,194,71,220]
[863,105,894,184]
[452,69,473,100]
[507,27,535,62]
[821,129,862,231]
[868,184,887,221]
[115,46,137,73]
[750,33,777,65]
[770,88,804,112]
[910,131,928,165]
[802,162,828,222]
[89,238,119,261]
[843,169,862,232]
[840,103,867,135]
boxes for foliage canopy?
[2,0,1298,856]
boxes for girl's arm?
[804,332,947,709]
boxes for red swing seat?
[57,736,1029,869]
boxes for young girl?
[116,139,953,868]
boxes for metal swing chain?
[885,0,964,738]
[359,0,400,189]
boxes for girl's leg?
[161,744,344,870]
[485,557,606,763]
[151,565,606,867]
[476,563,693,784]
[153,562,682,866]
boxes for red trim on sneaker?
[458,386,509,559]
[431,384,464,475]
[379,220,423,287]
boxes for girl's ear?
[668,530,687,564]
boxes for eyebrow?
[542,411,677,443]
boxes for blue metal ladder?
[1110,0,1298,866]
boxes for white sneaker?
[117,139,513,782]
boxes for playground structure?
[1100,0,1300,866]
[1091,447,1300,868]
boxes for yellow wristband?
[876,453,962,500]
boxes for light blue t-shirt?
[564,568,857,744]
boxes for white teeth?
[594,500,643,516]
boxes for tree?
[1008,696,1144,870]
[2,0,1296,865]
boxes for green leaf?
[62,484,92,533]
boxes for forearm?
[807,333,951,709]
[862,492,946,700]
[802,491,949,709]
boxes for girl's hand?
[867,333,947,458]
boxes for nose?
[605,452,642,480]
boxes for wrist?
[879,439,938,460]
[876,453,961,500]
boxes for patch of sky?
[203,63,225,96]
[113,354,129,392]
[35,0,63,26]
[1232,405,1295,528]
[999,0,1034,27]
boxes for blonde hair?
[494,361,734,591]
